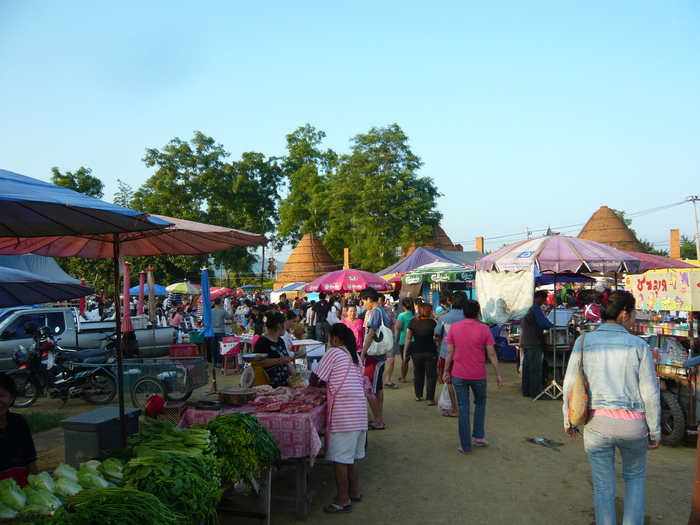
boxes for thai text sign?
[625,270,700,311]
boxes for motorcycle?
[7,324,117,408]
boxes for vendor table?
[179,404,328,519]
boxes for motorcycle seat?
[61,348,111,361]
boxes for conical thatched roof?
[404,224,463,257]
[578,206,647,253]
[274,234,341,289]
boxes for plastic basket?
[189,331,205,344]
[169,344,198,358]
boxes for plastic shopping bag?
[438,384,452,412]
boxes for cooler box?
[169,343,198,357]
[61,407,141,468]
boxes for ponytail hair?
[264,311,285,330]
[600,291,635,321]
[328,323,359,364]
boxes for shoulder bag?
[567,333,590,427]
[367,314,394,356]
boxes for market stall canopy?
[305,269,392,293]
[476,235,642,274]
[621,250,698,272]
[378,246,482,277]
[196,287,235,303]
[625,268,700,311]
[0,214,268,258]
[0,169,172,238]
[0,266,95,307]
[401,261,475,285]
[0,254,81,284]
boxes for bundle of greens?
[127,418,215,457]
[48,488,187,525]
[122,453,222,525]
[20,486,62,519]
[196,413,279,484]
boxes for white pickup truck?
[0,307,177,371]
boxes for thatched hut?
[274,234,341,290]
[403,224,463,257]
[578,206,647,253]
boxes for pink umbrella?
[122,262,133,333]
[621,250,698,272]
[196,287,235,303]
[137,271,146,316]
[305,269,392,293]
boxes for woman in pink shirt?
[443,300,503,454]
[341,304,364,353]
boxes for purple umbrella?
[476,235,642,274]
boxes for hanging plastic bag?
[438,384,452,412]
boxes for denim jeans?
[521,344,543,398]
[584,427,648,525]
[452,377,487,452]
[412,352,438,401]
[316,321,329,344]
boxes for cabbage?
[97,457,123,482]
[77,468,111,489]
[0,502,18,519]
[55,478,83,499]
[79,459,101,472]
[25,487,62,510]
[28,471,56,493]
[20,503,54,517]
[54,463,79,483]
[0,478,26,511]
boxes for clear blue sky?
[1,0,699,263]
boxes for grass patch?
[24,412,64,434]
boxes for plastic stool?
[220,341,241,375]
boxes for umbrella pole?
[534,273,563,401]
[113,237,127,447]
[205,337,219,394]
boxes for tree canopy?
[51,166,104,199]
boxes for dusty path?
[27,363,696,524]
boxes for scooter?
[7,323,117,408]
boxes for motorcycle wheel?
[83,371,117,405]
[131,376,166,410]
[660,390,686,447]
[11,373,40,408]
[165,390,193,402]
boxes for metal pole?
[261,243,265,289]
[689,196,700,261]
[113,236,126,448]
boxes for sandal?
[474,438,489,447]
[323,504,354,514]
[384,383,398,389]
[427,401,438,406]
[398,377,406,383]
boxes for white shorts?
[326,430,367,464]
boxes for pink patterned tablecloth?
[178,404,327,464]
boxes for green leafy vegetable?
[97,458,124,484]
[54,464,79,483]
[77,468,111,489]
[55,478,83,499]
[0,502,18,519]
[0,478,26,511]
[28,471,56,493]
[79,459,101,472]
[25,487,62,510]
[49,488,187,525]
[128,418,214,457]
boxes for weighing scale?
[240,353,270,387]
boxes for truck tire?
[661,390,686,447]
[83,371,117,405]
[131,376,166,410]
[11,373,40,408]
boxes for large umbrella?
[305,269,392,293]
[196,287,234,303]
[0,214,268,257]
[621,250,698,272]
[200,270,214,339]
[401,261,475,285]
[476,235,642,274]
[166,282,201,294]
[129,283,168,296]
[0,267,95,307]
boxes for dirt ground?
[26,362,697,524]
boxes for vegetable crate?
[169,343,198,358]
[122,358,209,394]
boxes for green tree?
[277,124,337,247]
[639,239,668,257]
[113,179,134,209]
[50,166,104,198]
[131,131,280,285]
[322,124,442,272]
[681,234,699,259]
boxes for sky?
[1,0,699,266]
